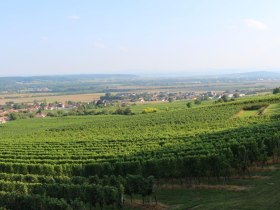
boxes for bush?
[8,113,18,121]
[47,112,61,117]
[114,108,133,115]
[142,108,158,114]
[194,99,201,105]
[186,102,192,108]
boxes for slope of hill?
[0,94,280,209]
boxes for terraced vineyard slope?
[0,94,280,209]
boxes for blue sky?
[1,0,280,76]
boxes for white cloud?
[68,15,81,20]
[243,19,268,30]
[94,42,106,49]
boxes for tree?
[202,95,209,101]
[221,95,229,102]
[273,87,280,94]
[8,113,18,121]
[168,97,174,103]
[40,102,46,110]
[123,107,133,115]
[233,93,239,98]
[186,102,192,108]
[36,108,42,114]
[194,99,201,105]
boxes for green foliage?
[221,95,229,102]
[114,107,133,115]
[243,104,268,110]
[8,113,18,121]
[186,102,192,108]
[168,97,174,103]
[273,87,280,94]
[194,99,201,105]
[0,94,279,208]
[142,107,158,114]
[155,165,280,209]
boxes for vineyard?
[0,94,280,209]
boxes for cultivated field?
[0,94,280,209]
[0,93,103,105]
[264,103,280,115]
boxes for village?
[108,90,247,102]
[0,90,249,124]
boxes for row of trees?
[46,107,134,117]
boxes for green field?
[130,99,215,113]
[236,109,259,118]
[263,103,280,115]
[0,94,280,209]
[154,164,280,210]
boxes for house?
[34,105,40,110]
[138,98,145,102]
[35,113,46,118]
[57,103,65,108]
[45,105,54,110]
[0,117,7,124]
[28,108,37,112]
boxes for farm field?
[152,163,280,210]
[0,92,103,105]
[128,99,214,114]
[264,103,280,115]
[234,109,259,118]
[0,94,280,209]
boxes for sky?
[1,0,280,76]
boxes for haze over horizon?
[1,0,280,76]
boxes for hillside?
[0,94,280,209]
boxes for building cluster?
[0,89,251,124]
[0,101,70,123]
[111,90,248,103]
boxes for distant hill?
[142,70,280,80]
[223,71,280,79]
[218,71,280,79]
[188,71,280,80]
[0,74,138,82]
[0,74,139,93]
